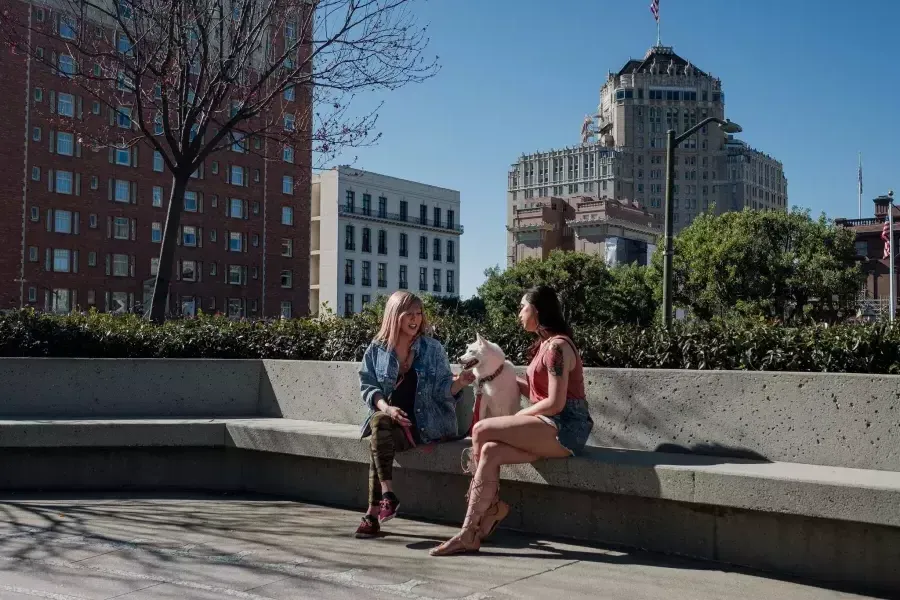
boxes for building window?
[56,171,74,194]
[447,210,455,229]
[30,206,39,221]
[420,204,427,223]
[284,86,295,102]
[361,261,371,286]
[113,179,131,203]
[113,217,129,239]
[229,198,245,219]
[447,240,455,263]
[362,295,371,307]
[433,238,441,261]
[345,190,355,212]
[447,270,455,294]
[282,206,293,225]
[58,54,75,78]
[152,222,162,243]
[362,194,371,215]
[54,210,73,233]
[228,298,243,317]
[282,175,293,195]
[378,196,387,218]
[56,132,74,156]
[284,114,295,131]
[344,294,354,317]
[182,225,197,247]
[112,253,129,276]
[28,287,37,303]
[57,93,74,117]
[88,252,97,267]
[377,230,387,254]
[230,165,245,186]
[345,224,355,250]
[433,207,441,228]
[181,260,196,282]
[855,241,868,257]
[419,267,427,291]
[228,265,242,285]
[153,151,164,172]
[399,233,408,257]
[280,270,293,288]
[419,236,427,259]
[117,106,132,128]
[377,263,387,288]
[229,232,243,252]
[399,201,408,221]
[52,289,71,314]
[28,246,38,262]
[362,228,371,253]
[345,259,355,285]
[280,301,292,319]
[433,268,441,293]
[115,145,131,166]
[281,238,293,257]
[184,191,198,212]
[89,214,98,228]
[399,265,408,289]
[153,186,163,207]
[283,146,294,163]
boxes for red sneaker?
[355,515,380,539]
[378,492,400,523]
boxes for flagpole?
[657,15,661,46]
[858,152,862,219]
[890,203,896,322]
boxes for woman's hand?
[450,369,476,395]
[384,406,412,427]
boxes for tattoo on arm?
[547,343,565,377]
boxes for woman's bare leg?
[431,440,538,556]
[470,415,571,470]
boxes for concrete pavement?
[0,494,879,600]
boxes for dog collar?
[478,363,505,385]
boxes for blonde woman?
[356,291,475,538]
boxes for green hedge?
[1,309,899,374]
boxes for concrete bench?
[1,358,899,595]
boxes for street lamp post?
[662,117,743,329]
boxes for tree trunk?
[148,175,189,324]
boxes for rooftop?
[616,45,709,78]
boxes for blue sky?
[331,0,900,298]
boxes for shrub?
[1,308,898,374]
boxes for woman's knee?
[478,441,503,463]
[472,419,493,444]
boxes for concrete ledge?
[224,419,900,529]
[0,419,229,447]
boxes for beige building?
[507,45,787,266]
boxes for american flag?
[883,219,891,260]
[650,0,660,22]
[858,160,863,195]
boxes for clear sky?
[331,0,900,299]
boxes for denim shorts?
[536,398,594,456]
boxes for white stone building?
[507,45,787,266]
[310,167,462,316]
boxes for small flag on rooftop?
[650,0,660,22]
[883,219,891,260]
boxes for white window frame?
[229,232,242,252]
[57,93,74,117]
[230,166,245,186]
[282,206,293,225]
[228,265,242,285]
[115,145,131,166]
[153,150,164,172]
[283,146,294,163]
[151,222,162,243]
[184,191,198,212]
[56,171,74,195]
[182,226,197,247]
[53,249,71,272]
[152,186,163,207]
[112,254,129,277]
[59,54,75,78]
[229,198,244,218]
[282,175,293,195]
[54,210,73,234]
[114,179,130,203]
[181,260,197,282]
[56,132,74,156]
[113,217,129,239]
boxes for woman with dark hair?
[429,285,594,556]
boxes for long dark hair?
[524,286,574,359]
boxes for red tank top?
[525,335,586,405]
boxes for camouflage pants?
[367,411,414,506]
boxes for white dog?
[458,333,521,426]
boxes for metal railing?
[339,206,464,233]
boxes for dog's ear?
[475,331,484,343]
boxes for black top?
[390,368,419,444]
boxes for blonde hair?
[374,291,428,351]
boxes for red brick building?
[0,1,311,318]
[836,194,899,318]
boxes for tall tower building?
[507,45,787,266]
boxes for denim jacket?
[358,335,463,444]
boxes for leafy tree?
[649,208,864,322]
[477,251,656,327]
[1,0,437,322]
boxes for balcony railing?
[433,285,441,293]
[378,279,387,288]
[399,281,408,290]
[362,278,371,287]
[339,205,464,233]
[836,217,884,227]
